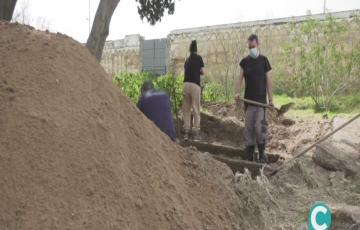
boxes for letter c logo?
[308,203,331,230]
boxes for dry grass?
[234,168,283,229]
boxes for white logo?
[308,203,331,230]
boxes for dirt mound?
[0,22,243,230]
[267,119,331,157]
[313,118,360,178]
[203,101,279,124]
[200,112,245,147]
[203,102,332,158]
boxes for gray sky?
[14,0,360,43]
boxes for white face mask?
[249,47,259,58]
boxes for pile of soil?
[267,119,331,157]
[203,101,278,124]
[200,112,245,147]
[0,22,244,230]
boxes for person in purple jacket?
[137,80,176,141]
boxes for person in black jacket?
[183,40,205,141]
[137,80,176,141]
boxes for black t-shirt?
[239,54,272,104]
[184,53,204,86]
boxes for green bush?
[114,72,360,117]
[274,94,315,110]
[202,82,228,102]
[113,72,154,103]
[279,16,360,112]
[113,73,183,114]
[329,94,360,113]
[154,74,183,115]
[113,73,234,112]
[274,94,360,114]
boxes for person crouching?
[137,80,176,141]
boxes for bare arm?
[266,71,273,105]
[200,67,205,76]
[235,68,244,99]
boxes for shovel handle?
[238,98,272,108]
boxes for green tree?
[87,0,176,61]
[282,16,360,112]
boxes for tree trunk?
[0,0,17,21]
[86,0,120,62]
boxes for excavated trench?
[180,112,282,176]
[182,140,281,176]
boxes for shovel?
[238,97,294,117]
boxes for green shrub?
[154,74,183,115]
[279,16,360,112]
[113,72,155,103]
[114,73,235,110]
[113,72,183,114]
[329,94,360,113]
[202,82,228,102]
[114,73,360,116]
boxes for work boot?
[183,130,190,142]
[245,145,255,161]
[258,144,268,164]
[192,129,201,142]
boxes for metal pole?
[323,0,327,13]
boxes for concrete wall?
[101,10,360,78]
[101,34,143,75]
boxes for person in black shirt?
[235,34,274,163]
[183,40,205,141]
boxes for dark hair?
[141,80,154,95]
[248,34,259,44]
[190,40,197,53]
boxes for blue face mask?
[249,47,258,58]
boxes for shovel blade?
[277,102,295,117]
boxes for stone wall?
[101,10,360,79]
[101,34,143,75]
[168,10,360,80]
